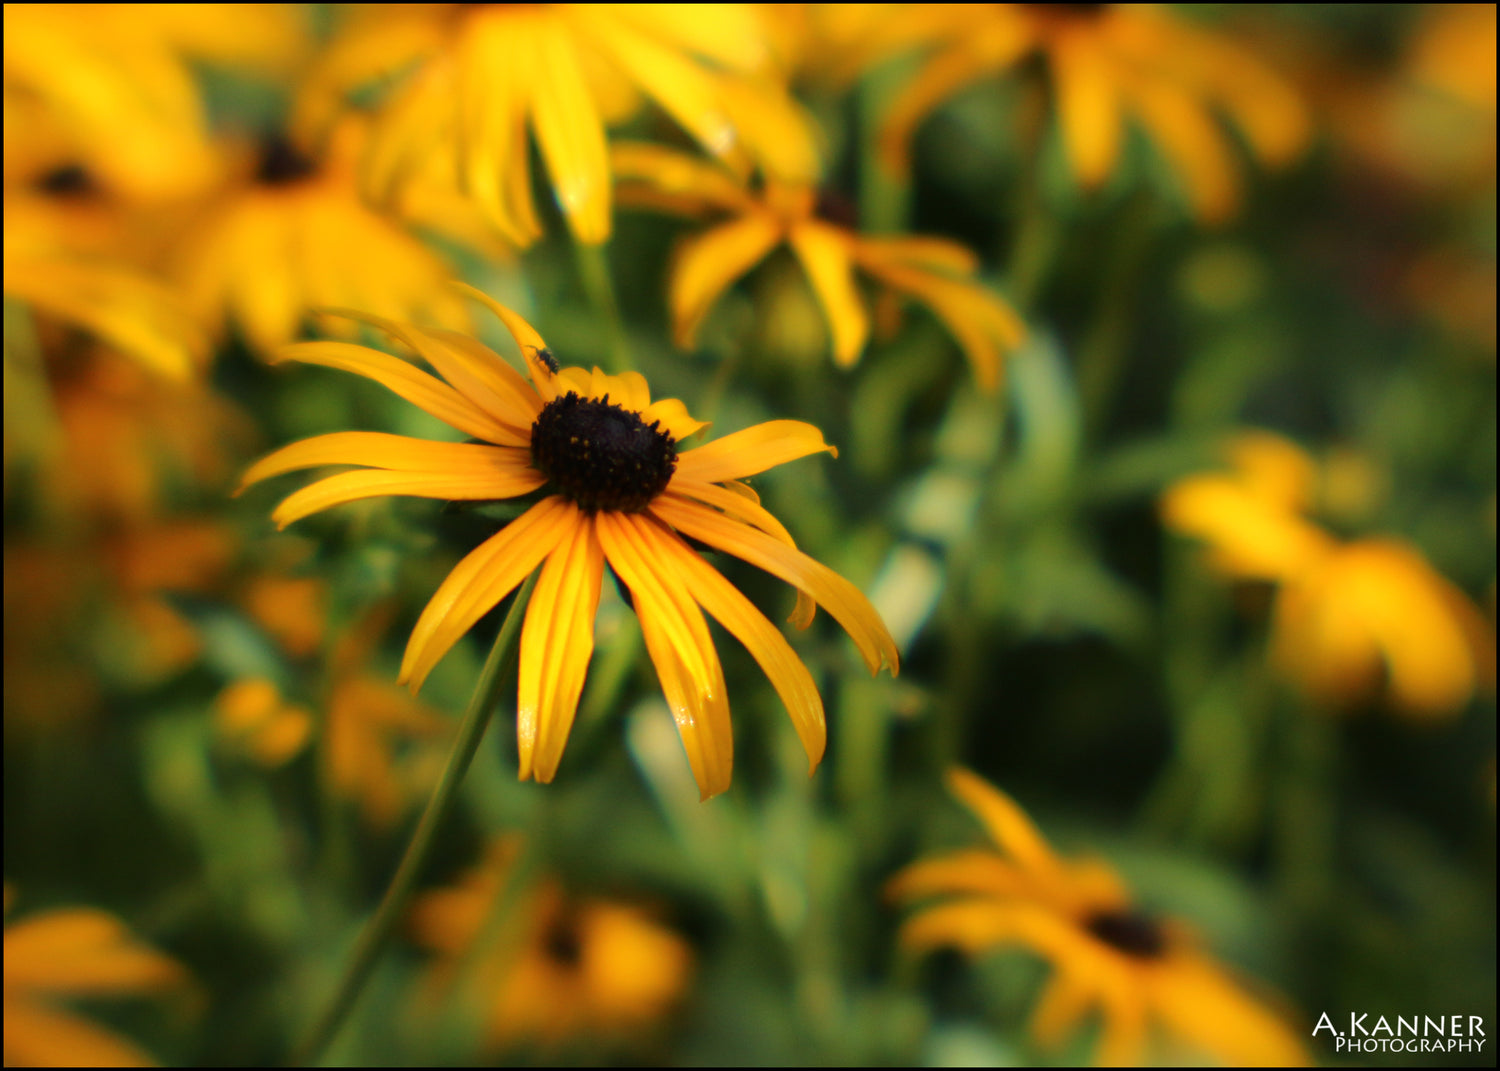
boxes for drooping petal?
[268,467,546,529]
[886,848,1035,904]
[789,221,869,367]
[945,768,1070,884]
[652,496,898,675]
[274,341,520,445]
[670,214,784,349]
[1029,974,1097,1051]
[611,141,757,217]
[3,999,161,1068]
[528,13,613,245]
[517,508,604,783]
[1051,23,1124,190]
[452,282,561,391]
[597,511,733,799]
[853,235,980,276]
[648,518,827,771]
[239,433,534,490]
[1148,954,1310,1066]
[401,496,575,690]
[3,910,183,995]
[878,38,1022,175]
[663,480,816,627]
[1127,77,1239,225]
[674,419,835,484]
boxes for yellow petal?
[3,998,161,1068]
[663,480,816,627]
[240,434,533,490]
[528,15,613,245]
[651,496,898,675]
[1128,77,1239,225]
[878,40,1021,175]
[641,397,711,442]
[611,141,756,217]
[517,510,605,783]
[852,235,980,276]
[401,496,575,690]
[3,910,182,995]
[789,222,869,367]
[1051,23,1124,190]
[451,283,561,391]
[674,419,835,484]
[1148,954,1310,1066]
[597,511,733,799]
[649,519,826,771]
[1161,476,1332,582]
[886,848,1035,904]
[1029,974,1096,1051]
[269,467,546,529]
[274,341,520,445]
[670,214,784,349]
[945,768,1071,884]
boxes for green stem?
[573,240,633,373]
[287,572,539,1067]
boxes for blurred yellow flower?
[170,122,469,357]
[3,3,307,201]
[614,143,1024,389]
[240,288,897,798]
[214,677,314,768]
[297,4,801,246]
[1163,431,1495,717]
[3,895,186,1067]
[409,840,691,1051]
[890,769,1309,1067]
[865,4,1309,224]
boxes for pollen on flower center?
[1084,908,1167,959]
[530,392,677,513]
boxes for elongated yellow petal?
[652,496,898,675]
[878,41,1016,175]
[269,468,546,529]
[852,235,980,276]
[641,398,711,442]
[274,341,520,445]
[3,910,183,995]
[1052,24,1124,190]
[900,897,1089,960]
[456,10,542,246]
[1029,974,1096,1051]
[421,328,545,423]
[1128,77,1239,225]
[1148,955,1310,1066]
[611,141,758,216]
[605,4,769,73]
[663,481,816,627]
[239,433,533,491]
[670,214,784,349]
[451,283,560,390]
[3,999,161,1068]
[945,769,1070,885]
[401,496,574,690]
[789,222,868,367]
[675,419,835,484]
[517,510,604,783]
[528,15,612,245]
[577,7,739,167]
[886,849,1034,904]
[650,519,826,770]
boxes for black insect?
[535,346,559,374]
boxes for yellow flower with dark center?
[297,4,798,247]
[3,893,187,1067]
[1163,431,1495,717]
[863,4,1309,225]
[240,286,898,799]
[613,143,1024,389]
[890,769,1309,1067]
[409,839,692,1051]
[171,121,470,357]
[3,3,307,201]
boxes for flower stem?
[287,572,539,1067]
[573,240,634,373]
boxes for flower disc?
[530,392,677,513]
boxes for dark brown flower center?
[1084,908,1166,959]
[542,917,583,968]
[530,392,677,513]
[36,164,96,198]
[256,135,317,186]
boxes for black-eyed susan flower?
[296,4,803,247]
[3,891,186,1067]
[410,839,692,1051]
[864,4,1309,225]
[890,769,1309,1067]
[1163,431,1495,717]
[3,3,307,201]
[613,143,1024,389]
[240,287,898,799]
[170,121,470,357]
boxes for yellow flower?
[240,287,898,799]
[613,143,1024,389]
[170,121,470,357]
[3,3,307,201]
[866,4,1309,225]
[410,839,692,1051]
[1162,431,1495,717]
[297,4,799,247]
[3,894,187,1067]
[890,769,1309,1067]
[214,677,315,768]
